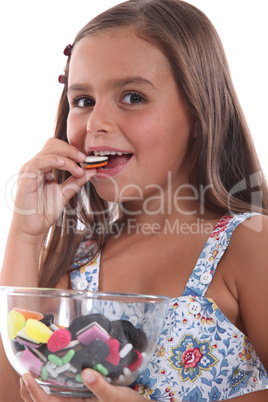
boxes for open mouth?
[92,150,133,170]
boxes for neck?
[115,207,217,241]
[121,179,205,222]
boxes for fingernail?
[78,151,86,160]
[82,369,96,384]
[85,168,97,176]
[22,375,30,390]
[77,166,85,175]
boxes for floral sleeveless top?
[71,213,268,401]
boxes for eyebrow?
[111,77,155,89]
[67,77,155,94]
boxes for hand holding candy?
[12,138,96,239]
[20,369,147,402]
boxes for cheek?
[66,114,84,147]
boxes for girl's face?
[67,27,193,206]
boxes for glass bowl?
[0,286,169,397]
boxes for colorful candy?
[20,347,46,377]
[106,339,120,365]
[7,308,148,389]
[127,350,143,372]
[62,349,75,364]
[14,308,44,321]
[47,329,72,352]
[7,310,25,340]
[77,323,110,346]
[82,155,108,169]
[24,319,53,343]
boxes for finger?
[20,377,33,402]
[16,159,65,196]
[24,155,85,179]
[41,138,86,164]
[81,369,122,402]
[59,168,97,203]
[21,374,46,401]
[21,373,54,402]
[19,138,86,179]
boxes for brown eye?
[73,97,95,108]
[122,92,145,105]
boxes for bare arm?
[0,336,23,401]
[217,214,268,402]
[0,138,96,400]
[0,138,95,286]
[19,369,268,401]
[231,216,268,373]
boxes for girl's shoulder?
[225,214,268,372]
[217,213,268,285]
[227,213,268,262]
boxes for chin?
[91,176,141,204]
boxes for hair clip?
[58,74,67,84]
[63,44,72,57]
[58,44,72,84]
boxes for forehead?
[68,27,172,83]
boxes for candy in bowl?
[0,287,170,397]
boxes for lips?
[88,148,133,176]
[101,153,132,170]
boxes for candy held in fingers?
[82,155,108,169]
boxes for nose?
[87,101,115,136]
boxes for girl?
[1,0,268,400]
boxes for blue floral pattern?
[71,213,268,400]
[168,334,218,383]
[71,239,99,291]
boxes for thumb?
[81,369,119,402]
[81,369,144,402]
[60,169,97,203]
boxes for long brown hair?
[39,0,268,287]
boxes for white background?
[0,0,267,263]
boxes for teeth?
[93,150,129,156]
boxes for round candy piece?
[102,361,124,378]
[70,346,95,370]
[7,310,26,340]
[40,313,55,327]
[110,320,148,352]
[47,328,72,352]
[88,339,110,364]
[82,155,108,169]
[68,313,111,339]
